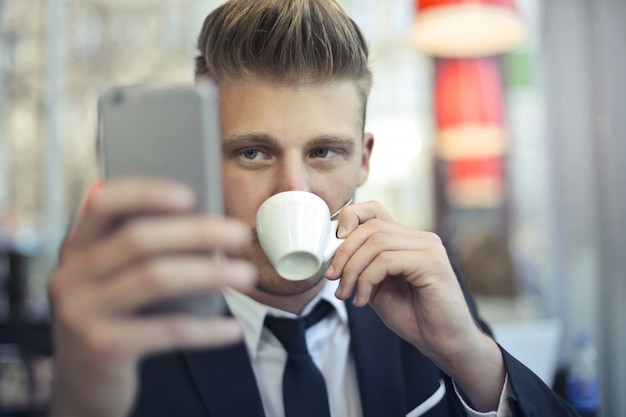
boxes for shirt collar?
[222,279,348,359]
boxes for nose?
[274,153,312,193]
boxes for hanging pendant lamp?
[434,57,506,160]
[410,0,526,57]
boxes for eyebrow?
[223,132,357,151]
[223,132,278,148]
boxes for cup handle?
[324,220,344,263]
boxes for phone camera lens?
[111,91,125,105]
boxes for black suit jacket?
[130,299,579,417]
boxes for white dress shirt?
[223,280,514,417]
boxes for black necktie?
[264,301,333,417]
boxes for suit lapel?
[182,342,265,417]
[346,302,406,417]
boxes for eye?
[241,149,268,160]
[310,148,336,158]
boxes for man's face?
[218,79,373,297]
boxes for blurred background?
[0,0,624,416]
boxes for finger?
[135,316,245,354]
[58,216,252,290]
[69,178,196,251]
[335,200,399,238]
[351,244,459,308]
[327,219,416,281]
[85,316,245,362]
[333,230,420,299]
[352,250,421,307]
[92,256,256,314]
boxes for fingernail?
[335,287,343,299]
[337,226,347,238]
[325,265,334,277]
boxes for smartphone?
[97,82,226,316]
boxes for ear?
[357,132,374,186]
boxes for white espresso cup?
[256,191,344,281]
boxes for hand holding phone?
[97,82,227,316]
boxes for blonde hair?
[195,0,372,102]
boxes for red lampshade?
[410,0,525,57]
[435,57,503,128]
[434,57,506,160]
[446,157,504,208]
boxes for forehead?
[217,80,364,141]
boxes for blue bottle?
[566,332,600,417]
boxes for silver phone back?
[98,82,223,215]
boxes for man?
[48,1,579,416]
